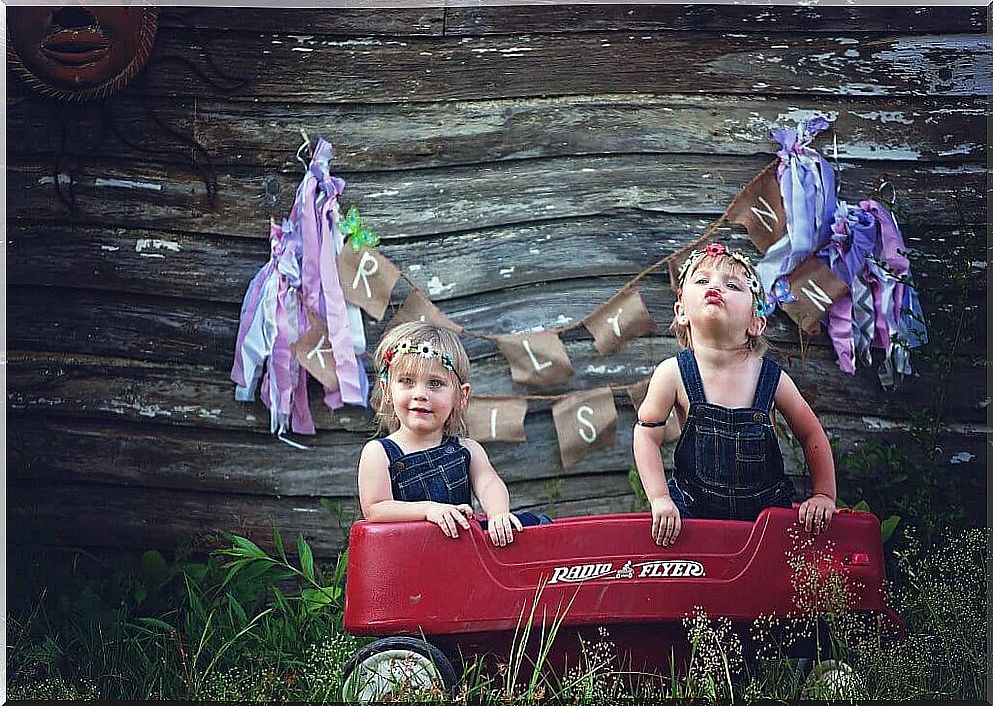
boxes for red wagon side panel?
[344,506,899,637]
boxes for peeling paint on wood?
[94,178,163,191]
[135,238,182,254]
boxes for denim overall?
[667,350,794,521]
[376,436,551,527]
[378,435,472,506]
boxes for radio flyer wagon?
[341,505,901,700]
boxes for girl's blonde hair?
[670,247,770,356]
[371,321,471,437]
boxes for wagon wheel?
[801,659,866,699]
[341,636,458,702]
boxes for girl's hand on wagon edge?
[650,496,682,546]
[486,511,523,547]
[798,492,835,535]
[426,502,473,538]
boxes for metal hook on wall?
[296,128,312,172]
[875,176,897,207]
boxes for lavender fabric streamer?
[231,137,369,435]
[758,117,837,309]
[816,199,927,384]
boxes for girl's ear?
[747,314,767,338]
[673,300,688,325]
[459,382,472,409]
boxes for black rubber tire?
[340,635,459,702]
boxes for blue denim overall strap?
[671,352,793,521]
[751,356,780,413]
[377,436,472,506]
[676,349,707,404]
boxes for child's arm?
[463,438,523,547]
[357,441,473,538]
[774,372,837,534]
[632,358,682,546]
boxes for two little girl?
[358,244,836,546]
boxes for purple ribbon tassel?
[759,117,837,310]
[815,198,927,383]
[231,138,369,435]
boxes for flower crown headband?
[676,242,774,317]
[379,339,464,384]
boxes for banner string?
[382,159,779,344]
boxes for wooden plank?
[7,265,985,392]
[7,287,241,369]
[7,418,365,496]
[9,411,984,496]
[445,5,987,35]
[7,95,986,170]
[8,481,354,556]
[5,415,634,496]
[10,273,984,384]
[7,155,985,238]
[159,6,446,35]
[7,414,644,499]
[8,319,988,450]
[8,217,977,307]
[6,352,374,435]
[123,28,993,102]
[6,479,650,556]
[9,414,985,556]
[7,223,272,303]
[3,213,713,304]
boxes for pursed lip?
[704,290,724,305]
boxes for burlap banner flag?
[780,254,850,335]
[465,396,528,442]
[583,287,657,355]
[552,387,618,469]
[726,163,787,253]
[386,290,462,334]
[496,331,573,387]
[290,310,340,391]
[337,246,401,321]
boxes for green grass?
[7,523,988,701]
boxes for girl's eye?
[399,378,414,386]
[694,277,709,285]
[727,282,740,290]
[429,379,445,388]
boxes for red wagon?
[342,505,901,700]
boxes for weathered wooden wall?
[7,4,989,556]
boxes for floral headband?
[379,339,464,384]
[676,242,774,317]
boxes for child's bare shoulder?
[639,357,680,420]
[459,437,488,458]
[359,439,389,465]
[649,356,680,384]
